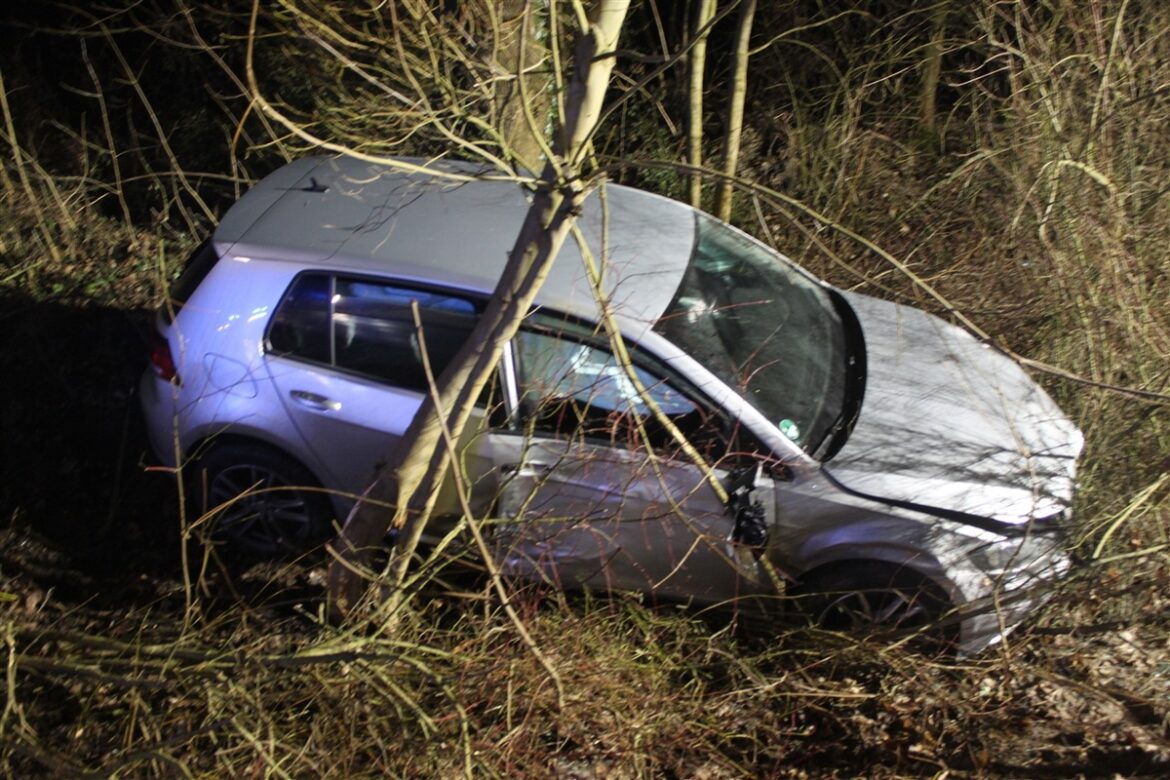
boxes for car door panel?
[491,432,773,602]
[491,320,777,604]
[260,272,491,517]
[265,354,419,500]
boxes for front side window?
[268,273,478,393]
[513,317,713,452]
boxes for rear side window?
[163,240,220,323]
[267,273,478,393]
[268,274,332,363]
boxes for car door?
[490,317,775,605]
[263,272,498,518]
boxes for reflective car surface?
[140,155,1083,654]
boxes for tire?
[190,443,334,560]
[792,561,957,651]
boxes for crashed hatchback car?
[140,155,1083,653]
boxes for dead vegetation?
[2,1,1170,776]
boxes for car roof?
[213,155,698,333]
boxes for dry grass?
[3,1,1170,776]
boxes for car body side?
[140,155,1080,654]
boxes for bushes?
[2,2,1169,775]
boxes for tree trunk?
[919,0,948,142]
[687,0,717,208]
[327,0,631,621]
[493,0,551,171]
[713,0,756,222]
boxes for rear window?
[162,240,220,324]
[267,272,479,393]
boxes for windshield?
[654,213,849,457]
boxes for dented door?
[488,321,775,605]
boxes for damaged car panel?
[140,154,1083,654]
[825,291,1082,526]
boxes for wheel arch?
[186,429,321,481]
[791,548,965,612]
[183,430,343,513]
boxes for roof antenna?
[300,177,328,193]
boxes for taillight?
[150,334,180,384]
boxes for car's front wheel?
[190,443,334,559]
[792,561,957,651]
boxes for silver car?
[140,155,1083,653]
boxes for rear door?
[491,317,774,604]
[263,272,498,517]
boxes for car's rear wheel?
[190,443,334,559]
[792,561,957,651]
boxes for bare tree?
[919,1,949,141]
[320,1,632,620]
[714,0,757,222]
[492,1,553,171]
[687,0,717,208]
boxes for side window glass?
[268,273,332,364]
[332,278,477,391]
[514,328,699,448]
[268,274,480,395]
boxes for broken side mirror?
[725,463,768,551]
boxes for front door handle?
[290,390,341,412]
[502,462,554,477]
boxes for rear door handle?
[290,390,341,412]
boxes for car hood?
[823,292,1084,526]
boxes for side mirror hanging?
[725,463,768,551]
